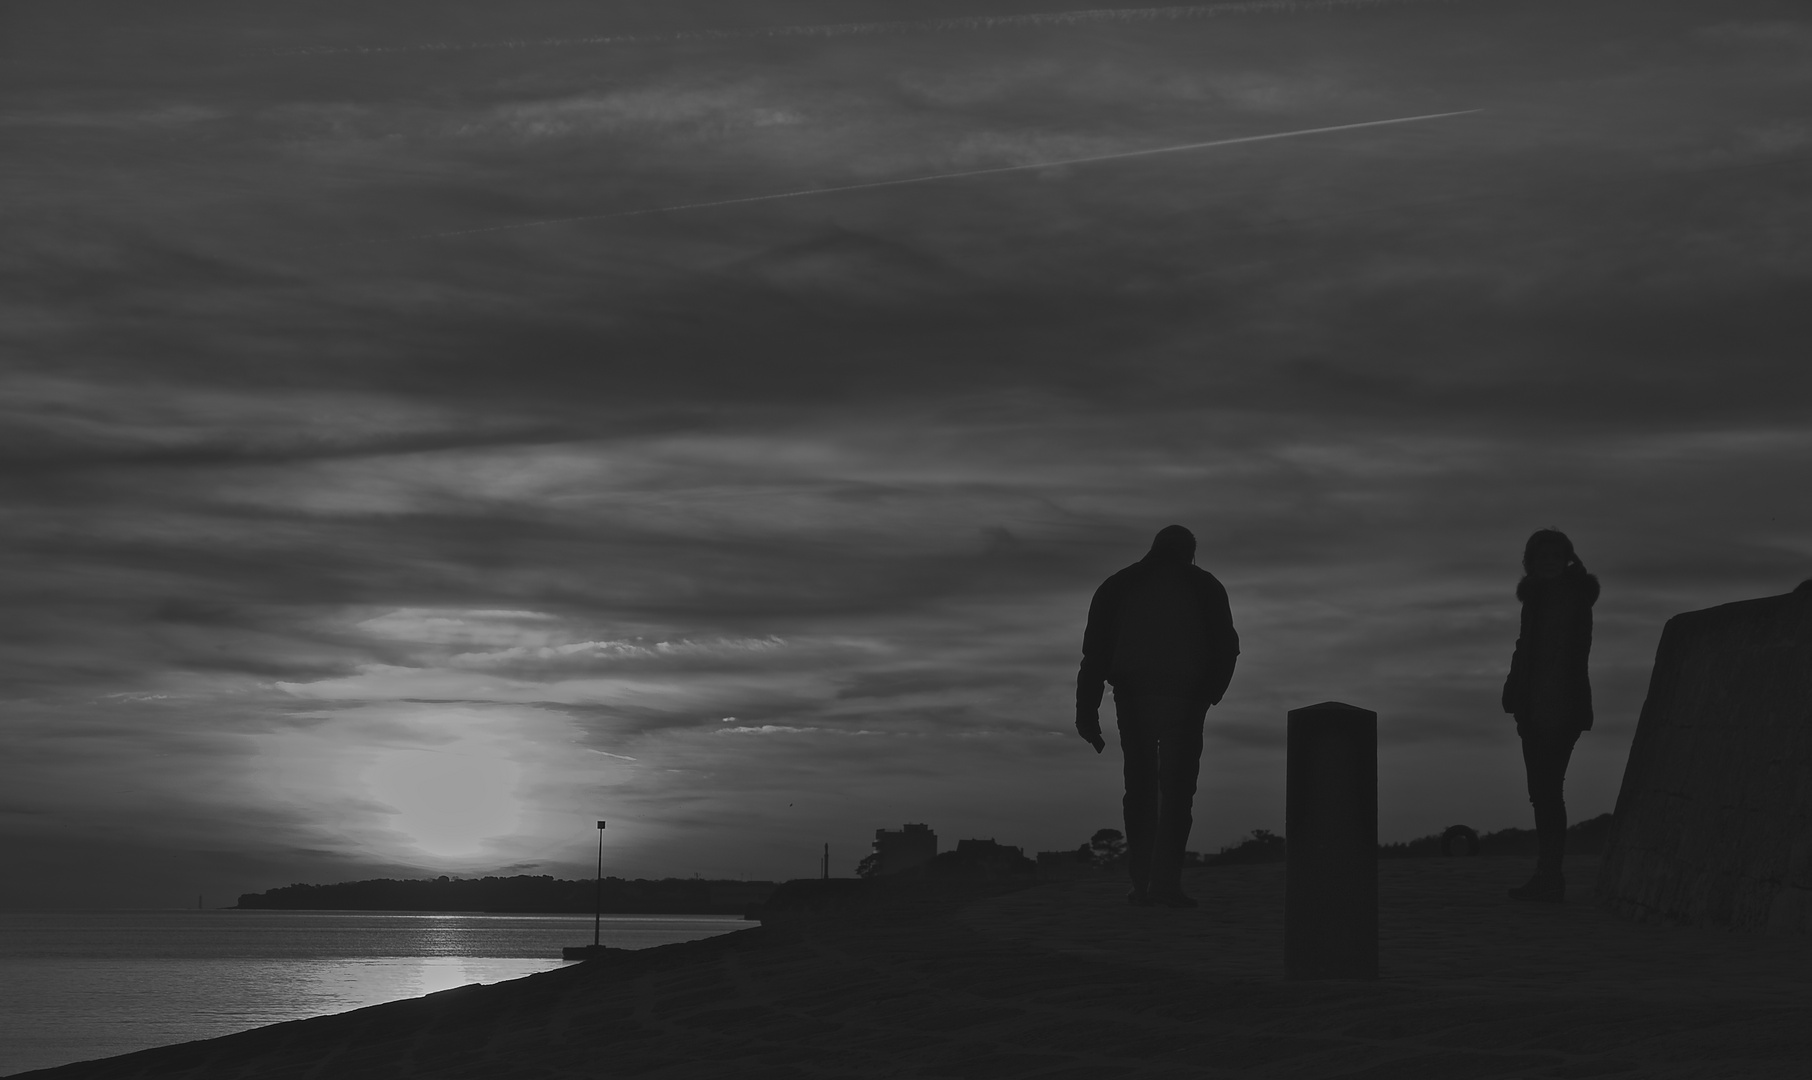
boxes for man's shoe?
[1507,874,1565,903]
[1151,891,1198,909]
[1128,888,1156,907]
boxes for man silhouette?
[1076,525,1239,907]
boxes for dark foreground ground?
[23,857,1812,1079]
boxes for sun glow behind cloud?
[364,731,524,859]
[248,702,545,868]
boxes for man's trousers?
[1115,693,1208,897]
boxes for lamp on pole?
[564,820,612,961]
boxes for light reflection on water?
[0,911,749,1075]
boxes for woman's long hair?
[1522,528,1588,578]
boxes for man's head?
[1145,525,1196,565]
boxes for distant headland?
[234,875,777,915]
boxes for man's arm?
[1195,572,1239,706]
[1075,577,1119,750]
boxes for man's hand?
[1075,713,1106,754]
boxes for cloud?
[264,0,1447,57]
[3,0,1810,900]
[465,88,806,142]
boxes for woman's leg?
[1514,725,1581,897]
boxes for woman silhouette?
[1501,529,1597,902]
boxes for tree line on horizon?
[856,813,1616,878]
[1206,812,1615,865]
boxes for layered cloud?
[3,0,1809,904]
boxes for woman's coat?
[1502,568,1599,733]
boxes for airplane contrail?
[371,109,1480,244]
[280,0,1451,56]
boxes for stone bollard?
[1285,701,1378,979]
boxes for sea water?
[0,909,749,1075]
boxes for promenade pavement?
[24,856,1812,1079]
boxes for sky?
[3,0,1809,907]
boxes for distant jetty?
[234,875,776,915]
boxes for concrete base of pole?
[561,944,629,962]
[1285,701,1378,979]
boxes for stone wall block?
[1595,586,1812,932]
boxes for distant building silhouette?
[952,838,1030,877]
[871,823,937,876]
[953,838,1020,858]
[922,838,1035,880]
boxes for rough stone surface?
[1595,586,1812,932]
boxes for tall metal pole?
[593,820,606,948]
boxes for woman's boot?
[1509,803,1566,902]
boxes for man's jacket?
[1077,553,1239,716]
